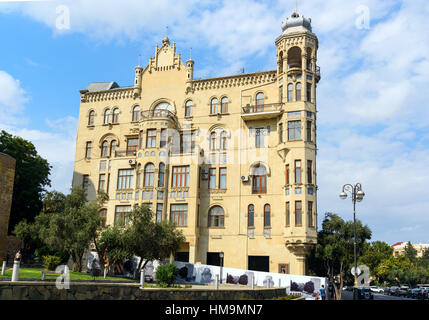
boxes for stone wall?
[0,281,287,300]
[0,153,16,265]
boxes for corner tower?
[276,12,320,274]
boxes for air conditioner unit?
[129,159,136,166]
[241,175,249,182]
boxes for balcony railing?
[141,109,178,121]
[242,103,283,114]
[115,149,136,157]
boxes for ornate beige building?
[73,12,320,275]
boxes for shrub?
[155,263,178,286]
[42,255,62,271]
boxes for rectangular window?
[307,160,312,184]
[85,142,92,158]
[279,85,283,103]
[146,129,157,148]
[219,168,227,189]
[208,168,216,189]
[181,132,195,154]
[307,120,312,142]
[115,205,131,226]
[279,123,283,143]
[286,202,290,226]
[98,174,106,192]
[295,201,302,226]
[286,164,290,185]
[117,169,134,190]
[308,201,313,227]
[288,121,301,141]
[170,204,188,226]
[295,160,301,184]
[82,175,89,194]
[255,128,264,148]
[156,204,163,223]
[160,129,167,148]
[127,138,138,156]
[171,166,190,188]
[307,82,311,102]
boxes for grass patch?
[0,267,134,282]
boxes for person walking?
[320,285,327,300]
[14,250,22,263]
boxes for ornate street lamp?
[339,183,365,300]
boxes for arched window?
[287,84,293,102]
[104,109,110,124]
[112,108,119,123]
[110,140,117,157]
[287,47,302,69]
[296,83,302,101]
[88,110,95,126]
[210,98,218,114]
[153,102,173,116]
[132,106,140,122]
[220,131,228,150]
[221,97,228,113]
[278,51,283,73]
[252,164,267,194]
[158,162,165,187]
[208,206,225,227]
[185,100,193,117]
[101,141,109,157]
[210,132,217,151]
[264,204,271,227]
[256,93,264,112]
[248,204,254,227]
[144,163,155,187]
[99,209,107,228]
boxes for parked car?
[418,287,429,300]
[369,286,384,294]
[388,286,400,296]
[398,286,410,297]
[408,288,420,299]
[357,287,374,300]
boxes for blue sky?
[0,0,428,245]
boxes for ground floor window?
[248,256,269,272]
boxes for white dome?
[281,12,313,35]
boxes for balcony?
[115,149,136,157]
[241,103,283,120]
[141,110,178,123]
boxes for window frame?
[171,166,190,188]
[126,137,138,156]
[146,129,157,149]
[264,204,271,228]
[85,141,92,158]
[170,204,188,226]
[208,206,225,228]
[295,201,302,226]
[221,97,228,113]
[112,108,119,123]
[132,106,141,122]
[185,100,193,117]
[210,98,218,114]
[117,169,134,190]
[248,204,255,228]
[219,167,227,189]
[295,160,302,184]
[143,163,155,187]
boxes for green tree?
[404,241,418,265]
[307,212,372,300]
[96,225,132,275]
[0,130,51,233]
[32,187,105,271]
[126,204,185,277]
[374,255,416,286]
[359,241,393,281]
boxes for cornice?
[191,70,276,91]
[81,87,134,103]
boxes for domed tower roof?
[281,12,313,35]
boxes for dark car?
[398,286,410,297]
[408,288,420,299]
[357,287,374,300]
[418,287,429,300]
[388,286,400,296]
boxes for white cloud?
[0,70,29,126]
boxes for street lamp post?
[219,252,224,284]
[339,183,365,300]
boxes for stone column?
[0,153,16,266]
[301,53,307,102]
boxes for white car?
[369,286,384,294]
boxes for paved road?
[342,291,417,300]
